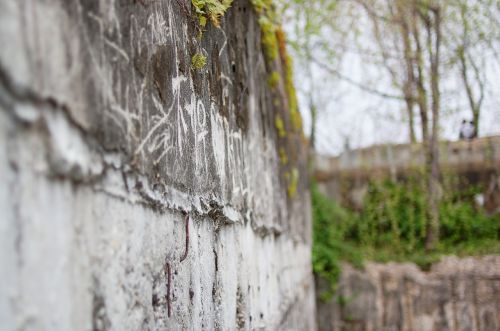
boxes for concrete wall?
[0,1,315,330]
[317,256,500,331]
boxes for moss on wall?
[191,53,207,69]
[276,27,301,132]
[250,0,306,200]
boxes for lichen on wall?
[0,0,314,329]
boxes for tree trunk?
[457,3,485,137]
[310,98,317,150]
[410,6,429,143]
[459,48,483,138]
[404,95,416,144]
[425,6,442,251]
[397,2,417,144]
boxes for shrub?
[311,176,500,298]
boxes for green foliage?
[355,179,427,252]
[192,0,234,28]
[191,53,207,70]
[311,182,363,299]
[440,192,498,245]
[311,177,500,299]
[251,0,273,13]
[355,179,499,253]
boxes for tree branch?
[311,56,405,100]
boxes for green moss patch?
[274,115,286,138]
[268,71,280,88]
[191,53,207,69]
[286,168,299,197]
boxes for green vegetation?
[276,28,301,132]
[192,0,234,28]
[258,16,279,61]
[250,0,303,138]
[251,0,279,62]
[251,0,273,13]
[311,182,363,300]
[191,53,207,70]
[312,179,500,299]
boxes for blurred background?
[280,0,500,155]
[276,0,500,300]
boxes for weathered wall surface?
[317,256,500,331]
[0,0,314,330]
[315,137,500,212]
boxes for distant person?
[459,119,476,140]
